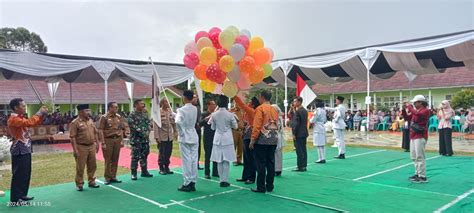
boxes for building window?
[377,96,406,109]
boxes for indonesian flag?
[296,73,317,108]
[151,69,162,128]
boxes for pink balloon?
[184,41,198,54]
[195,31,209,43]
[209,32,221,49]
[183,53,199,70]
[237,74,251,90]
[235,35,249,50]
[209,27,221,35]
[217,48,229,60]
[213,83,223,94]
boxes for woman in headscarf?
[464,108,474,134]
[310,99,327,163]
[437,100,454,156]
[271,104,285,176]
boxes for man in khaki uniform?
[69,104,100,191]
[230,103,245,166]
[98,102,130,185]
[153,98,177,175]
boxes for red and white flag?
[296,73,317,108]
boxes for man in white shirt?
[175,90,199,192]
[326,96,347,159]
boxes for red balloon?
[235,35,249,50]
[183,53,199,70]
[217,48,229,60]
[195,31,209,43]
[209,32,221,49]
[206,63,225,84]
[209,27,221,35]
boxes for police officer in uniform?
[128,99,153,180]
[98,102,130,185]
[69,104,100,191]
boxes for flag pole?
[149,57,172,110]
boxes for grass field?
[0,146,472,212]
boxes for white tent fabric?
[0,51,192,86]
[47,82,60,104]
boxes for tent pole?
[105,80,108,114]
[284,70,288,127]
[69,83,72,114]
[366,66,370,140]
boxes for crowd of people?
[3,90,474,206]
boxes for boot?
[141,167,154,177]
[131,169,138,180]
[165,165,174,175]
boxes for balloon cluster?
[183,26,274,98]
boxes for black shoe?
[292,168,307,172]
[251,188,265,193]
[88,184,100,188]
[131,170,138,180]
[110,179,122,183]
[275,171,282,176]
[411,176,428,183]
[178,184,192,192]
[408,175,418,181]
[315,160,326,164]
[212,174,220,177]
[404,149,409,152]
[205,175,211,179]
[76,186,84,191]
[236,178,246,182]
[20,196,34,201]
[447,154,453,157]
[166,170,174,175]
[220,182,230,187]
[141,171,154,178]
[104,180,111,185]
[131,175,137,180]
[334,154,345,159]
[159,170,167,175]
[189,182,196,192]
[266,188,274,192]
[198,166,204,170]
[245,180,255,185]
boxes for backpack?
[257,118,280,145]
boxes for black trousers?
[204,136,218,176]
[294,137,308,169]
[254,144,276,191]
[196,128,202,168]
[158,140,173,170]
[439,128,453,155]
[241,139,256,181]
[402,129,410,151]
[10,153,32,202]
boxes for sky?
[0,0,472,63]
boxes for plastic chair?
[377,116,390,131]
[451,118,462,132]
[428,116,439,133]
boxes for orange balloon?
[249,66,264,84]
[253,48,270,66]
[194,64,208,80]
[239,56,256,74]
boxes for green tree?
[0,27,48,52]
[450,89,474,110]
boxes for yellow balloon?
[262,64,273,78]
[200,79,216,93]
[226,26,239,38]
[222,80,238,98]
[219,55,235,73]
[219,30,235,50]
[248,36,264,53]
[199,47,217,65]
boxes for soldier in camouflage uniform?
[127,99,153,180]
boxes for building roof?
[0,80,181,105]
[312,67,474,95]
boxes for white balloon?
[227,66,241,83]
[240,29,251,39]
[229,44,245,62]
[184,41,198,54]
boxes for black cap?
[77,104,90,111]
